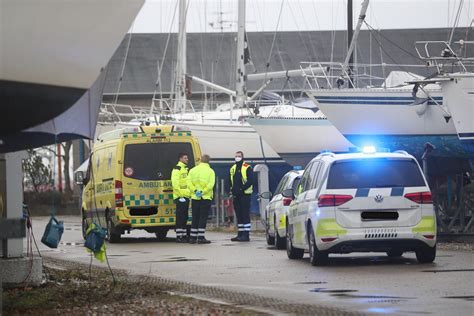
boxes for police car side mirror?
[259,191,272,199]
[282,188,294,199]
[74,171,85,185]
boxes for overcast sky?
[131,0,473,33]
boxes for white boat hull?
[306,88,473,157]
[247,117,353,166]
[166,120,283,164]
[1,0,144,134]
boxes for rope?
[448,0,464,45]
[258,0,285,103]
[88,150,117,286]
[113,22,135,105]
[364,21,424,62]
[153,0,178,102]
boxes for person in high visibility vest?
[229,151,253,242]
[187,154,215,244]
[171,152,191,243]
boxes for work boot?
[176,237,187,243]
[189,237,197,244]
[197,237,211,244]
[231,231,242,242]
[239,231,250,242]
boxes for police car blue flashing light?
[362,146,376,154]
[293,165,303,170]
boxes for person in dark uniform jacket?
[229,151,253,242]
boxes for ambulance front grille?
[364,228,398,239]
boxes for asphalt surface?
[32,216,473,315]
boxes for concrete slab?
[0,256,42,287]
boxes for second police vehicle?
[285,148,436,265]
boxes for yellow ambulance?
[76,125,201,242]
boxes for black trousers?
[175,198,189,237]
[233,194,251,231]
[191,199,211,238]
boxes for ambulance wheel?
[308,225,328,266]
[155,228,169,241]
[286,220,304,259]
[106,216,121,243]
[81,212,88,240]
[386,250,404,257]
[274,216,286,250]
[416,244,436,263]
[265,212,275,245]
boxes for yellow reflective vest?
[171,161,190,199]
[230,163,253,194]
[187,162,216,200]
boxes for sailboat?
[153,0,354,172]
[247,0,474,162]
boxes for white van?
[285,150,436,266]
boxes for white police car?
[285,148,436,265]
[262,169,303,249]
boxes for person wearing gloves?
[187,154,215,244]
[229,151,253,242]
[171,152,191,243]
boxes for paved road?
[33,216,473,315]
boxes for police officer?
[187,154,215,244]
[229,151,253,242]
[171,152,190,243]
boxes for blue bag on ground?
[84,222,107,253]
[41,215,64,248]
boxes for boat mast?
[347,0,353,88]
[175,0,187,113]
[235,0,247,109]
[343,0,369,88]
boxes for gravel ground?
[3,258,266,316]
[3,257,362,316]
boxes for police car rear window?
[124,143,194,181]
[327,158,425,189]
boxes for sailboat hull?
[307,88,474,157]
[247,117,354,167]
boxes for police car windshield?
[327,158,425,189]
[123,143,194,181]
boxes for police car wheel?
[274,216,286,250]
[265,212,275,245]
[416,244,436,263]
[106,216,121,243]
[386,250,404,258]
[286,220,304,259]
[308,226,328,266]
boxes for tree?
[23,149,52,192]
[62,141,73,194]
[43,141,73,194]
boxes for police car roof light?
[293,165,303,170]
[362,146,376,154]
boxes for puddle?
[309,288,357,293]
[442,295,474,301]
[421,269,474,273]
[142,258,206,263]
